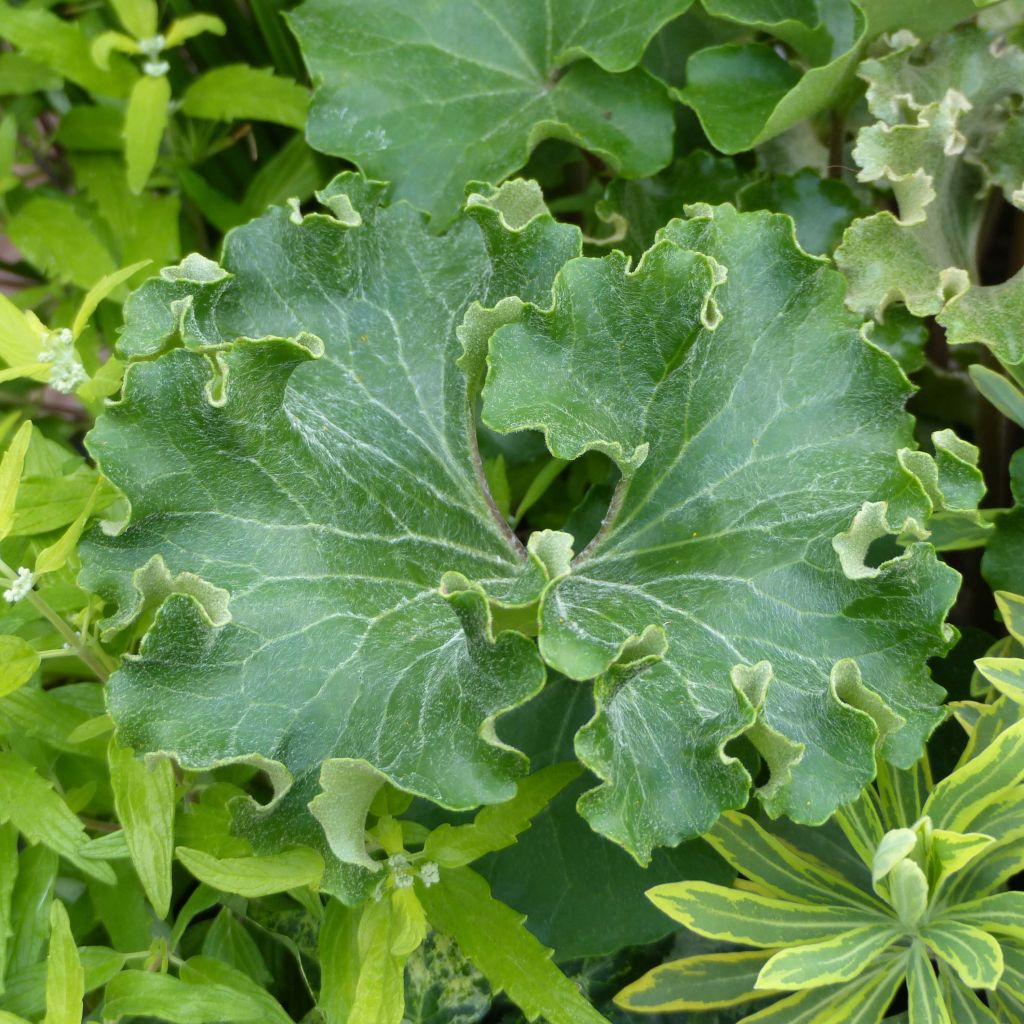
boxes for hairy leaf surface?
[81,177,580,889]
[483,203,958,859]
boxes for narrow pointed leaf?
[923,921,1004,991]
[42,901,82,1024]
[123,74,170,194]
[756,926,901,991]
[175,846,323,897]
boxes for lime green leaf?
[923,921,1004,990]
[80,177,579,877]
[0,637,39,698]
[756,926,901,991]
[924,718,1024,831]
[163,13,226,47]
[646,881,885,947]
[72,260,151,340]
[101,961,289,1024]
[108,741,175,918]
[7,198,117,292]
[90,30,141,71]
[419,867,608,1024]
[908,941,951,1024]
[181,65,308,128]
[178,957,292,1024]
[318,900,361,1024]
[34,481,103,576]
[124,73,170,195]
[0,52,60,94]
[423,762,581,868]
[873,827,918,883]
[6,846,57,976]
[109,0,158,39]
[176,846,323,897]
[1,3,135,95]
[349,897,411,1024]
[0,296,42,371]
[2,946,124,1021]
[289,0,688,224]
[482,202,956,857]
[0,822,17,993]
[42,901,83,1024]
[615,950,772,1012]
[0,422,32,542]
[0,753,115,884]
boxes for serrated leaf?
[289,0,686,224]
[419,866,608,1024]
[0,753,115,884]
[80,177,580,878]
[108,741,175,918]
[181,65,308,128]
[646,881,885,947]
[482,202,956,857]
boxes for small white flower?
[38,328,87,394]
[419,862,440,887]
[3,567,34,604]
[138,34,166,58]
[393,872,415,889]
[144,59,170,77]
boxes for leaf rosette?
[82,176,958,878]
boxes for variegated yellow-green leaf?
[755,925,901,991]
[923,920,1004,990]
[645,881,885,947]
[615,950,772,1012]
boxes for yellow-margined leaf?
[975,658,1024,704]
[951,891,1024,940]
[995,592,1024,648]
[923,921,1003,990]
[940,966,1001,1024]
[756,926,901,991]
[908,942,951,1024]
[706,811,886,912]
[646,882,884,948]
[615,950,772,1012]
[930,829,995,888]
[889,859,928,928]
[924,717,1024,831]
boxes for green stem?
[0,559,113,681]
[510,457,568,529]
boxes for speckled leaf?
[482,203,958,860]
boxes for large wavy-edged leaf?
[481,203,958,860]
[288,0,689,225]
[80,176,581,893]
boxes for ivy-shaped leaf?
[80,177,580,893]
[482,203,959,860]
[288,0,690,225]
